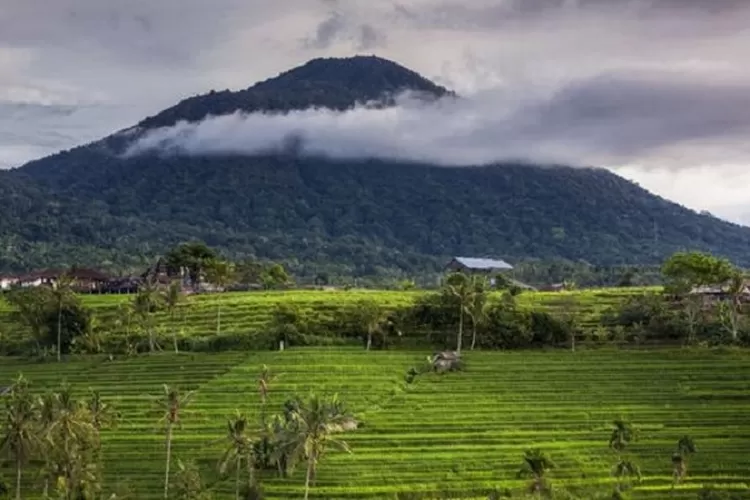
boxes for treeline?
[1,250,749,358]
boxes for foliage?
[165,242,218,288]
[662,251,735,294]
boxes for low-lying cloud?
[126,71,750,169]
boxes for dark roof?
[449,257,513,271]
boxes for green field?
[0,287,658,345]
[2,347,749,499]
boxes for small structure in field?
[430,350,463,373]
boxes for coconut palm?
[133,278,164,352]
[204,259,236,336]
[609,418,638,454]
[0,375,39,500]
[162,281,184,353]
[273,393,354,500]
[465,276,488,350]
[672,435,697,486]
[52,273,75,362]
[612,459,641,490]
[517,448,556,495]
[154,384,195,499]
[218,411,256,500]
[44,382,98,499]
[444,272,474,353]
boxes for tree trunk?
[15,458,21,500]
[235,459,241,500]
[172,311,179,353]
[216,304,222,336]
[164,423,173,499]
[149,316,155,353]
[470,322,477,350]
[57,299,63,362]
[304,454,315,500]
[366,328,372,351]
[457,307,464,353]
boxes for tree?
[517,448,555,495]
[42,382,101,499]
[162,281,184,353]
[51,273,75,362]
[134,278,164,352]
[155,385,195,499]
[720,270,747,342]
[464,276,488,350]
[171,459,212,500]
[218,411,256,500]
[608,418,640,493]
[0,375,39,500]
[272,393,354,500]
[672,435,696,487]
[261,264,290,290]
[444,272,474,353]
[204,259,236,336]
[164,242,218,289]
[4,286,55,351]
[352,299,388,351]
[662,251,735,294]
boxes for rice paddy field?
[0,286,658,344]
[2,347,749,499]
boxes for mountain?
[4,55,750,276]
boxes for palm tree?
[608,418,638,454]
[672,435,697,486]
[133,278,164,352]
[517,448,556,495]
[44,382,98,499]
[444,272,475,353]
[204,259,236,336]
[612,459,641,491]
[162,281,184,353]
[0,375,39,500]
[465,276,488,350]
[52,273,75,362]
[155,384,195,499]
[218,411,255,500]
[273,393,354,500]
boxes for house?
[445,257,513,273]
[0,274,19,290]
[14,268,111,292]
[689,282,750,304]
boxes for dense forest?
[3,55,750,276]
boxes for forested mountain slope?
[4,55,750,274]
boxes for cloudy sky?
[2,0,750,224]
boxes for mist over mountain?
[4,55,750,275]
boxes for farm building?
[10,268,111,292]
[444,257,513,273]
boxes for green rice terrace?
[0,287,655,345]
[2,347,750,498]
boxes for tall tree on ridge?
[154,384,195,499]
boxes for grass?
[1,347,749,498]
[0,287,660,345]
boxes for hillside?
[4,55,750,274]
[1,348,749,498]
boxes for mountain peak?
[137,55,451,129]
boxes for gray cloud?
[125,71,750,169]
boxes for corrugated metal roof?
[453,257,513,270]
